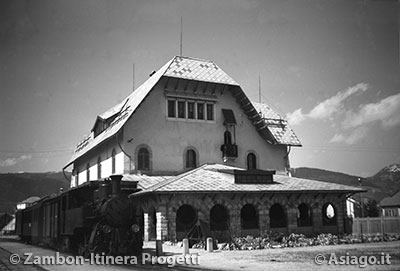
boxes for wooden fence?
[352,217,400,235]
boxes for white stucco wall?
[121,77,287,175]
[71,142,125,187]
[69,76,291,187]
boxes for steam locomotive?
[15,175,143,256]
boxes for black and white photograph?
[1,0,399,270]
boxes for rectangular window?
[187,102,195,119]
[178,101,186,118]
[167,100,176,117]
[206,104,214,120]
[197,103,204,120]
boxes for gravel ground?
[0,237,399,271]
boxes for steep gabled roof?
[131,164,364,195]
[380,190,400,207]
[65,56,301,168]
[64,58,174,168]
[164,56,238,85]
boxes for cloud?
[0,155,32,167]
[286,83,400,145]
[308,83,369,120]
[286,108,306,125]
[342,93,400,129]
[330,127,369,145]
[329,93,400,145]
[286,83,369,125]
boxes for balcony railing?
[221,144,238,158]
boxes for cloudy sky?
[1,0,399,177]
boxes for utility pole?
[358,177,364,217]
[180,16,183,56]
[132,63,135,91]
[258,75,261,104]
[358,177,364,242]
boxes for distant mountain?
[291,164,400,204]
[0,172,70,213]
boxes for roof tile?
[133,164,363,194]
[164,56,238,85]
[252,102,302,146]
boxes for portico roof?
[130,164,365,196]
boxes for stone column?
[143,212,152,241]
[259,205,269,236]
[287,206,298,233]
[156,206,168,241]
[229,206,241,237]
[169,209,177,242]
[336,200,345,234]
[312,203,322,234]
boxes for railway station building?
[64,56,363,241]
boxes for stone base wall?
[132,192,348,242]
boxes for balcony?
[220,144,238,158]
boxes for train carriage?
[15,175,143,256]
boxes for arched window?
[297,203,312,227]
[138,147,150,171]
[322,203,337,226]
[111,149,116,174]
[97,157,101,179]
[241,204,259,229]
[185,149,197,169]
[269,204,287,228]
[210,204,229,231]
[247,153,257,170]
[224,130,232,145]
[86,163,90,181]
[176,205,197,232]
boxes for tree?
[364,199,380,217]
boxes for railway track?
[0,247,45,271]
